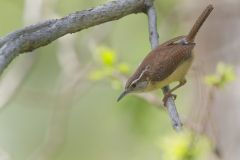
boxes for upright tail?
[186,4,214,43]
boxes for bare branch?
[0,0,147,74]
[145,0,182,131]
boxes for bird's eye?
[131,83,136,88]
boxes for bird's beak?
[117,90,129,102]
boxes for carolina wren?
[117,5,213,105]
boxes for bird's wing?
[146,43,195,81]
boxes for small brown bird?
[117,5,214,105]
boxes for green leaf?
[117,63,130,74]
[204,62,236,88]
[88,67,114,81]
[204,75,220,86]
[98,46,117,66]
[88,70,105,81]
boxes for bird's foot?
[163,92,177,106]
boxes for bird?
[117,4,214,106]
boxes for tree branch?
[145,0,182,131]
[0,0,147,74]
[0,0,183,131]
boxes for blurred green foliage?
[98,47,117,66]
[204,62,236,88]
[158,131,211,160]
[89,46,130,90]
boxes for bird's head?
[117,65,150,102]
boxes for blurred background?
[0,0,239,160]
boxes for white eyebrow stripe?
[130,66,149,85]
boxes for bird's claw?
[163,92,177,106]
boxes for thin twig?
[145,0,182,131]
